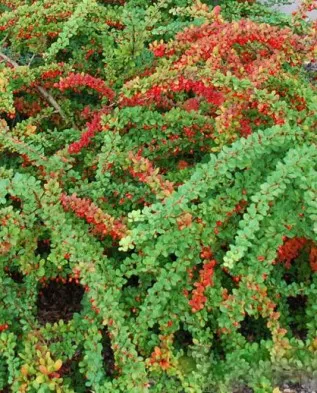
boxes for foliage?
[0,0,316,392]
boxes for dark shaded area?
[7,194,22,209]
[282,247,312,286]
[220,243,230,253]
[190,197,201,206]
[122,274,139,289]
[239,315,271,343]
[220,268,236,295]
[1,111,28,130]
[97,0,126,5]
[58,350,90,393]
[283,272,294,285]
[212,334,226,361]
[59,350,82,377]
[37,280,84,325]
[174,324,193,350]
[282,265,312,286]
[169,253,178,262]
[0,362,9,393]
[149,322,160,335]
[232,384,254,393]
[101,327,116,377]
[287,295,308,339]
[6,268,24,283]
[35,238,51,258]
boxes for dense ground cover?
[0,0,316,392]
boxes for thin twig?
[28,52,36,66]
[0,51,68,122]
[36,85,68,121]
[0,33,9,48]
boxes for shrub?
[0,1,316,392]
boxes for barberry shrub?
[0,0,316,392]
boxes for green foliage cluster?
[0,0,316,392]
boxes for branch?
[0,51,68,122]
[0,33,9,48]
[0,51,18,67]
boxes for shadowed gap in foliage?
[238,315,271,343]
[37,280,84,325]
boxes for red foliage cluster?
[0,19,16,32]
[151,43,175,58]
[14,97,43,117]
[148,335,172,371]
[105,20,125,30]
[128,151,174,197]
[121,77,225,109]
[120,17,313,142]
[276,237,317,272]
[171,20,305,77]
[149,346,170,370]
[41,68,64,80]
[169,77,225,106]
[45,11,73,23]
[277,237,307,269]
[38,270,83,286]
[189,247,216,312]
[309,247,317,272]
[54,73,115,101]
[60,193,127,240]
[0,324,9,332]
[68,107,111,154]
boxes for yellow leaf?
[273,388,282,393]
[35,374,45,383]
[54,359,63,371]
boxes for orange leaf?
[39,364,49,375]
